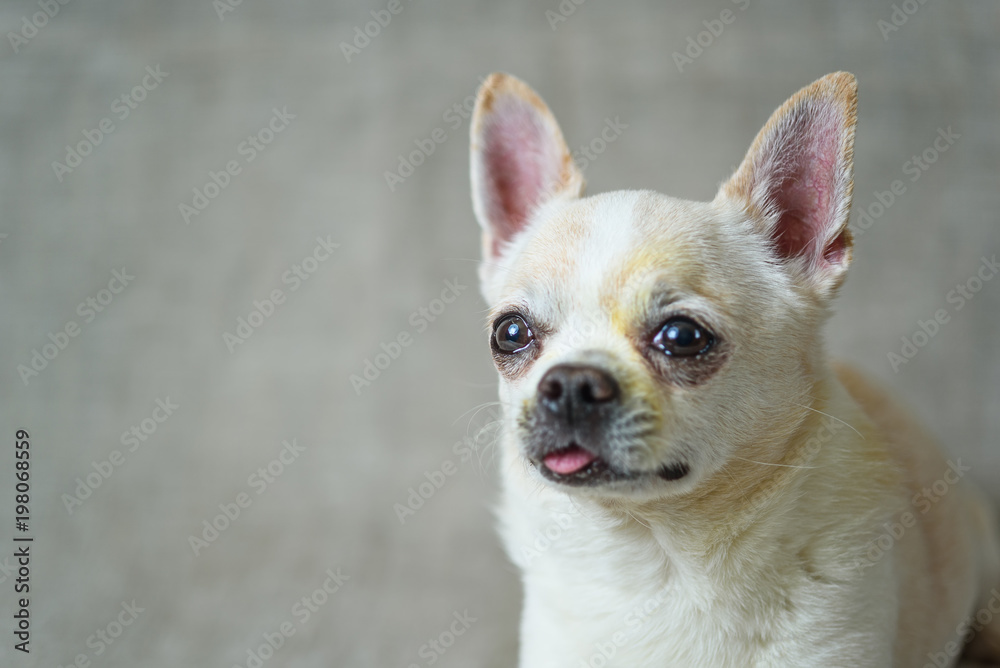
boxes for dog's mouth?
[543,444,598,475]
[535,443,690,487]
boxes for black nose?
[538,364,619,420]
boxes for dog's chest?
[506,501,801,667]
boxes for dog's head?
[470,73,857,502]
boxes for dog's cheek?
[654,376,745,467]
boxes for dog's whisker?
[622,507,652,530]
[465,411,505,451]
[470,424,504,478]
[470,440,492,479]
[721,465,752,507]
[478,439,504,478]
[465,407,505,435]
[453,401,503,426]
[791,402,865,440]
[470,418,503,444]
[729,455,818,470]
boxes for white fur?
[470,73,1000,667]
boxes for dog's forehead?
[502,191,724,318]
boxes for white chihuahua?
[469,72,1000,667]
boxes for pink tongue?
[544,446,597,475]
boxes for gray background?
[1,0,998,666]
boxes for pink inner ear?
[766,107,842,266]
[481,97,559,254]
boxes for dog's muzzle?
[523,363,689,486]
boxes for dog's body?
[469,72,1000,667]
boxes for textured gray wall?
[1,1,998,666]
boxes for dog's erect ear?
[718,72,858,295]
[470,73,584,264]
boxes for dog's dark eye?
[653,317,714,357]
[494,315,533,353]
